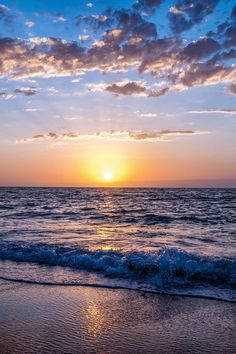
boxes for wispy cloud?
[23,108,39,112]
[0,4,9,11]
[188,109,236,115]
[135,111,158,117]
[18,129,208,144]
[71,78,82,83]
[36,12,66,23]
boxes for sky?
[0,0,236,187]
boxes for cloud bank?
[0,2,235,99]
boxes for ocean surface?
[0,188,235,301]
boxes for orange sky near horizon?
[1,137,236,187]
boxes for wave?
[0,242,235,289]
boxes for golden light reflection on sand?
[86,303,105,337]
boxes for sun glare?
[103,171,113,182]
[80,145,132,186]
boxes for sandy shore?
[0,279,235,354]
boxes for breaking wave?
[0,242,235,289]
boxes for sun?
[103,171,113,182]
[81,145,131,185]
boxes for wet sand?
[0,279,235,354]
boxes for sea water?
[0,188,235,301]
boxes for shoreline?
[0,275,235,304]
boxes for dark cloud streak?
[14,87,38,96]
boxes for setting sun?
[103,171,113,182]
[78,144,133,186]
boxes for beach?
[1,0,236,351]
[0,279,235,354]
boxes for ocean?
[0,188,235,302]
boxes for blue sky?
[0,0,236,186]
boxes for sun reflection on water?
[96,226,119,251]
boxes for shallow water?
[0,188,235,301]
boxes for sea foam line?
[0,275,235,303]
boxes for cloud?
[208,6,236,50]
[62,116,83,121]
[0,1,235,98]
[179,62,235,87]
[92,40,105,47]
[112,9,157,40]
[29,37,67,45]
[47,86,58,95]
[182,37,220,60]
[0,37,87,79]
[75,14,111,29]
[128,130,206,141]
[0,91,15,100]
[78,35,89,41]
[188,109,236,115]
[0,4,9,11]
[86,3,93,8]
[137,112,157,117]
[25,21,35,28]
[36,12,66,23]
[223,13,236,48]
[133,0,164,15]
[51,14,66,23]
[89,80,169,97]
[0,34,234,96]
[24,108,39,112]
[168,0,220,33]
[105,81,146,96]
[213,49,236,63]
[71,78,82,83]
[18,129,207,144]
[148,87,170,97]
[76,8,157,41]
[104,28,122,40]
[14,87,38,96]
